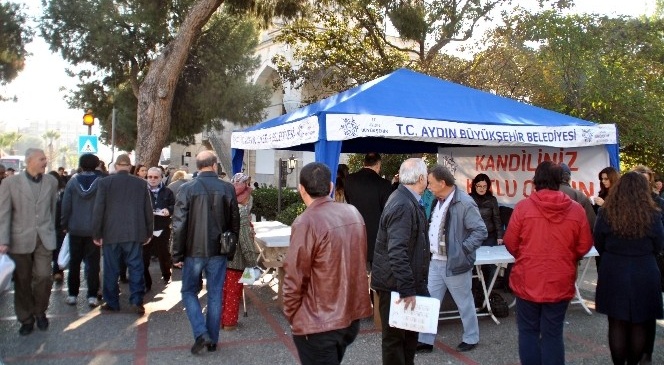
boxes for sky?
[0,0,658,133]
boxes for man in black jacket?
[92,154,154,315]
[344,153,393,270]
[171,150,240,355]
[371,158,431,365]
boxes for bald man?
[172,150,240,354]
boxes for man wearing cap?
[91,154,154,315]
[559,163,596,231]
[344,152,393,270]
[61,154,105,308]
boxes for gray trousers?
[418,259,479,345]
[10,240,53,324]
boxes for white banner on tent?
[231,116,319,150]
[327,114,617,148]
[438,145,610,206]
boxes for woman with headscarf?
[220,173,260,330]
[594,172,664,365]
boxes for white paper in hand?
[388,291,441,334]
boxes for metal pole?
[277,158,283,215]
[111,107,116,163]
[88,125,92,136]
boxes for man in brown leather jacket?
[282,162,372,365]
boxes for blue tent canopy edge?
[231,68,620,179]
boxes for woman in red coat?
[504,161,593,365]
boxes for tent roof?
[242,68,596,133]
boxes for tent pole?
[277,158,283,215]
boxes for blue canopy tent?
[231,68,619,180]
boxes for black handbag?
[220,231,238,261]
[200,179,237,261]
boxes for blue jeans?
[102,242,145,308]
[516,297,569,365]
[181,256,227,344]
[419,259,479,345]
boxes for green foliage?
[0,1,32,94]
[275,201,306,226]
[252,186,302,221]
[0,131,21,151]
[470,10,664,172]
[273,0,569,99]
[39,0,304,151]
[346,153,438,181]
[273,3,409,99]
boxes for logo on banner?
[581,129,594,143]
[297,121,318,140]
[440,154,458,174]
[340,117,359,138]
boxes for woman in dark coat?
[470,174,503,281]
[594,171,664,365]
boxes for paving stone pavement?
[1,259,663,365]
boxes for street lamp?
[82,109,95,135]
[277,154,297,215]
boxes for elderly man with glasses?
[143,167,175,291]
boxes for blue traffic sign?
[78,135,98,154]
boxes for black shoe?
[456,342,477,352]
[191,333,212,355]
[416,342,433,353]
[100,303,120,312]
[36,315,49,331]
[19,322,34,336]
[129,303,145,316]
[207,344,217,352]
[162,276,171,284]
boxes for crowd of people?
[1,149,663,365]
[283,153,663,365]
[0,148,258,356]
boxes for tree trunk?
[135,0,224,166]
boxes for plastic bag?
[0,254,15,292]
[58,233,70,269]
[238,266,263,284]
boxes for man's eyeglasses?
[475,184,488,189]
[147,176,161,179]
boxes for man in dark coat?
[144,167,175,290]
[172,150,240,355]
[344,153,393,269]
[371,158,431,365]
[92,154,154,315]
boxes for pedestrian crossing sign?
[78,135,98,154]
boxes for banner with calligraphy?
[231,116,319,150]
[438,145,610,206]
